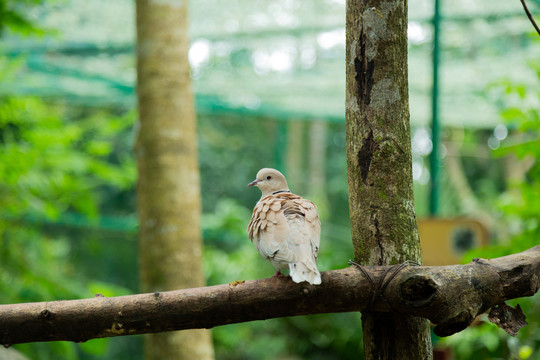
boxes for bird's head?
[248,168,290,197]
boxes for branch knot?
[348,260,419,308]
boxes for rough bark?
[135,1,214,359]
[1,246,539,345]
[345,0,431,358]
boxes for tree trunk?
[308,120,329,217]
[308,120,327,195]
[345,1,432,359]
[135,1,214,359]
[286,120,304,191]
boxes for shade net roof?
[1,0,539,128]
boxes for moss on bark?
[345,0,432,358]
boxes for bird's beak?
[247,179,259,188]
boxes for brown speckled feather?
[248,192,321,285]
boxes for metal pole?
[429,0,441,216]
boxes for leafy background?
[0,0,539,359]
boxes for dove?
[247,168,322,285]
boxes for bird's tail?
[289,261,321,285]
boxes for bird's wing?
[248,192,321,283]
[280,194,321,284]
[248,195,296,264]
[281,194,321,262]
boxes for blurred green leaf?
[451,59,540,360]
[88,280,131,297]
[519,345,533,359]
[500,107,526,121]
[0,0,54,37]
[79,339,109,356]
[0,65,137,359]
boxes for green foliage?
[0,91,137,359]
[0,97,135,220]
[441,59,540,360]
[0,1,140,355]
[3,2,535,358]
[491,59,540,254]
[0,0,53,36]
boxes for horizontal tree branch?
[1,246,539,346]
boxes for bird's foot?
[272,270,285,277]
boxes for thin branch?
[0,246,539,346]
[520,0,540,36]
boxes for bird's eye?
[266,176,272,180]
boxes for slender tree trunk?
[286,120,304,191]
[345,1,432,359]
[444,133,496,231]
[308,120,329,217]
[135,1,214,359]
[308,121,327,193]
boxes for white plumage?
[247,168,322,285]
